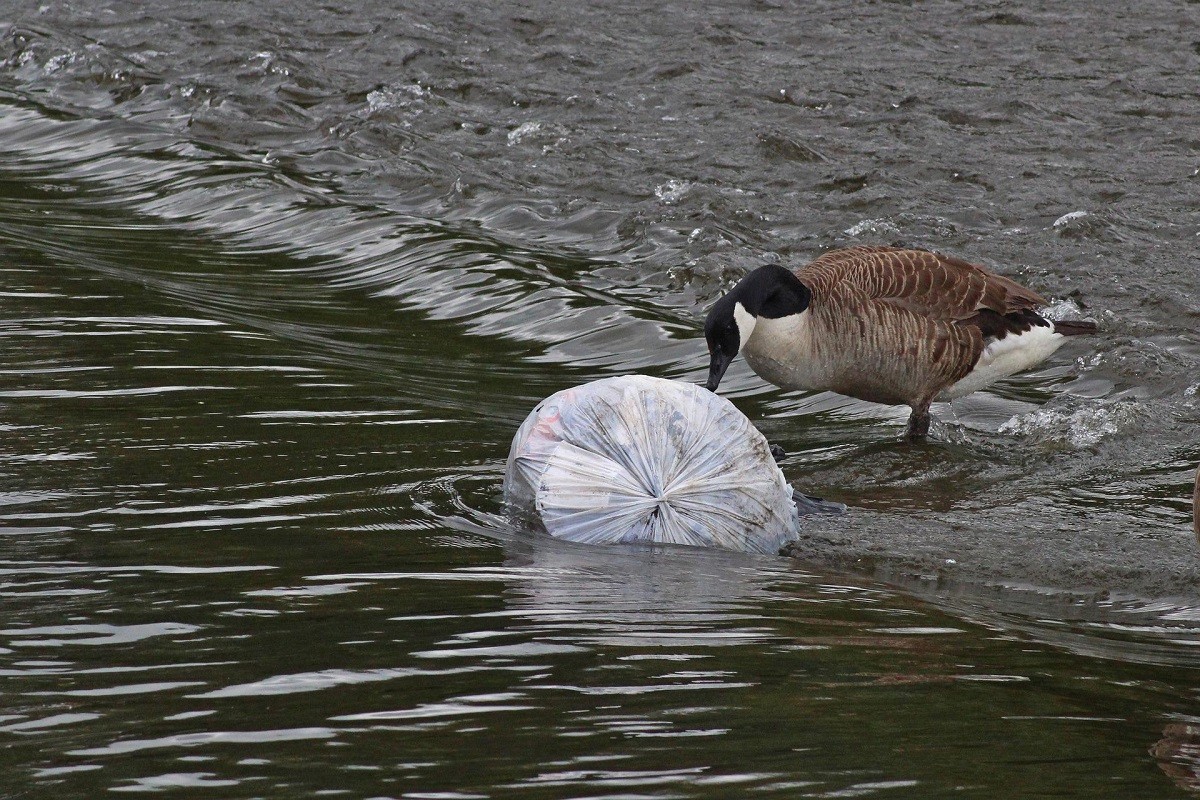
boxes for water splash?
[998,400,1142,447]
[844,218,900,237]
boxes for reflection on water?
[3,0,1200,796]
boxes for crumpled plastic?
[504,375,804,555]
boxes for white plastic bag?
[504,375,808,555]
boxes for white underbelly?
[940,325,1065,400]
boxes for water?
[2,0,1200,796]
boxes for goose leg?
[905,404,932,440]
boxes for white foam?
[1053,210,1089,227]
[1039,298,1092,322]
[506,121,543,146]
[367,85,428,114]
[998,402,1141,448]
[654,179,693,204]
[844,218,899,237]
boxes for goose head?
[703,264,811,392]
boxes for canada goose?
[703,246,1097,438]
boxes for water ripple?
[3,3,1200,798]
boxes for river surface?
[2,1,1200,797]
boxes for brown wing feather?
[793,246,1054,401]
[798,246,1047,321]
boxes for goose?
[703,245,1097,438]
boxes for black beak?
[705,349,733,392]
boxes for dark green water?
[3,1,1200,797]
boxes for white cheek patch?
[733,302,757,345]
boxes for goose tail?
[1051,319,1098,337]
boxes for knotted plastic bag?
[504,375,804,555]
